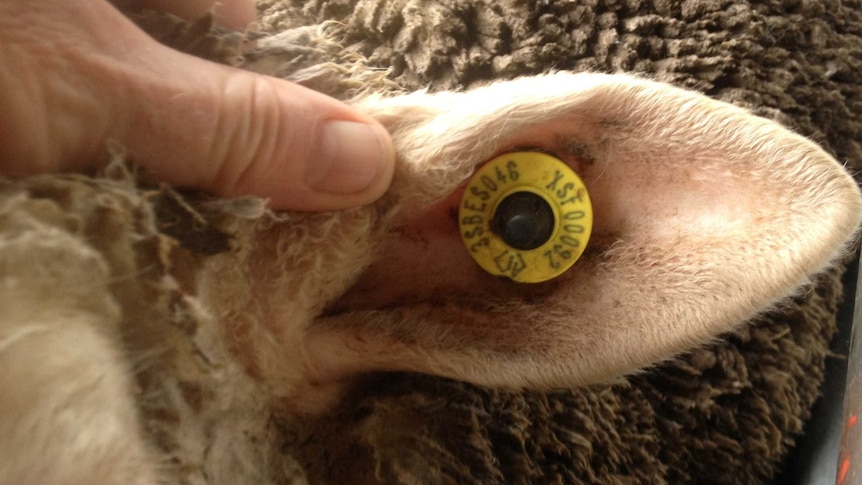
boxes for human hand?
[0,0,395,211]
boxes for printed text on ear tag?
[458,151,593,283]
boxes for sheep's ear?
[306,73,862,389]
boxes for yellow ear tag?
[459,152,593,283]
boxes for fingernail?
[309,121,388,194]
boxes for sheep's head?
[199,66,862,410]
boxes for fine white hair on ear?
[306,72,862,389]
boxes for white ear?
[305,72,862,389]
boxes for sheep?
[1,8,861,484]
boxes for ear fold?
[306,72,862,389]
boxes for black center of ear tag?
[458,152,593,283]
[493,191,555,250]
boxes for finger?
[117,60,397,210]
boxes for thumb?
[117,54,396,210]
[113,22,395,211]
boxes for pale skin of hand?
[0,0,395,211]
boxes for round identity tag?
[458,151,593,283]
